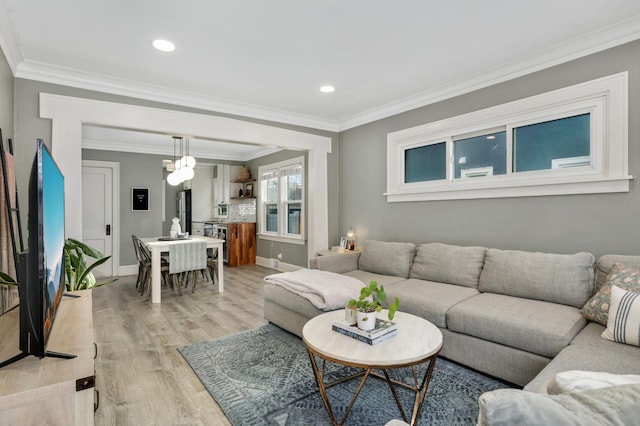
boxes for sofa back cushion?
[595,255,640,293]
[410,243,486,288]
[478,249,595,308]
[357,240,416,278]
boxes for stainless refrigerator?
[176,189,192,234]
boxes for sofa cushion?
[311,251,361,274]
[409,243,486,288]
[384,279,479,328]
[447,293,586,358]
[524,343,640,393]
[263,283,324,319]
[344,270,407,288]
[357,240,416,278]
[478,384,640,426]
[601,286,640,347]
[478,249,595,308]
[546,370,640,395]
[581,263,640,326]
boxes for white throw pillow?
[601,286,640,346]
[547,370,640,395]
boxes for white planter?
[344,306,357,325]
[356,310,377,331]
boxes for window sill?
[385,174,633,202]
[258,234,306,245]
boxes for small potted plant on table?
[347,281,400,331]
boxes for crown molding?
[338,14,640,131]
[0,4,23,74]
[15,60,341,133]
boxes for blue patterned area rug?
[178,324,513,425]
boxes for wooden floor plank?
[93,264,274,426]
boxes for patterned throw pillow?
[601,286,640,346]
[581,263,640,325]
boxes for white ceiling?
[2,1,640,136]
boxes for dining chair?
[131,235,146,290]
[136,237,171,299]
[203,247,219,291]
[168,240,207,295]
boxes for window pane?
[287,203,302,234]
[404,142,446,183]
[266,204,278,232]
[265,176,278,203]
[513,114,590,172]
[454,131,506,179]
[283,168,302,201]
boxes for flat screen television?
[0,139,74,368]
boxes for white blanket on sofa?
[264,269,362,311]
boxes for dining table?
[140,236,224,303]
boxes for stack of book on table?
[332,317,398,345]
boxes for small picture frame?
[132,187,149,211]
[244,183,253,198]
[340,237,347,249]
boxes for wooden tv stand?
[0,290,95,425]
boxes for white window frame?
[257,156,305,245]
[386,72,631,202]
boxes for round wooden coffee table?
[302,310,443,426]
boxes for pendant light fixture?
[167,136,196,186]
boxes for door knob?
[106,224,111,236]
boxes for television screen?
[40,141,65,343]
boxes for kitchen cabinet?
[227,222,256,266]
[213,165,245,215]
[213,164,229,205]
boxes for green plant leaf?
[0,271,17,286]
[66,238,106,259]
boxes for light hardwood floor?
[93,264,274,425]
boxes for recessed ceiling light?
[320,85,335,93]
[153,39,175,52]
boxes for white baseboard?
[256,256,302,272]
[118,264,138,276]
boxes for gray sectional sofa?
[263,240,640,390]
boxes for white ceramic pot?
[345,306,357,325]
[356,310,377,331]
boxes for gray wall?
[0,47,14,314]
[339,39,640,258]
[0,48,12,142]
[83,149,166,266]
[12,78,339,269]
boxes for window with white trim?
[258,156,305,243]
[387,72,631,202]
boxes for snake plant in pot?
[347,280,400,331]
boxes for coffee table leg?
[306,350,338,425]
[411,357,438,425]
[307,349,374,426]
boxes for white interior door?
[82,163,114,277]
